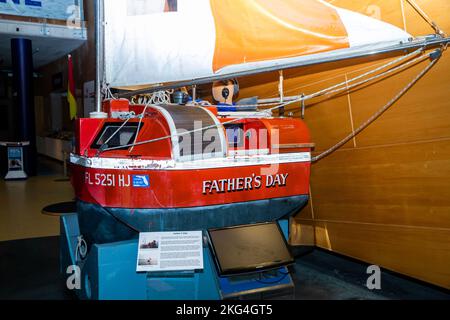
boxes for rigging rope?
[309,50,431,102]
[312,50,441,162]
[129,103,150,153]
[105,85,117,100]
[406,0,447,37]
[302,49,423,101]
[98,47,439,156]
[263,58,397,100]
[237,48,424,108]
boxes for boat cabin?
[74,99,313,161]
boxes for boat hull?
[70,154,311,209]
[70,153,311,244]
[77,195,309,245]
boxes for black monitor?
[207,222,294,276]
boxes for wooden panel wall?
[238,0,450,289]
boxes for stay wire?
[97,48,426,154]
[312,51,440,162]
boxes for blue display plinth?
[60,214,294,300]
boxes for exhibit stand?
[60,213,295,300]
[0,141,29,180]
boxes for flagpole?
[67,54,77,120]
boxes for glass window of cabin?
[224,124,244,148]
[91,124,140,150]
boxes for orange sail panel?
[210,0,350,72]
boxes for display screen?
[208,222,294,276]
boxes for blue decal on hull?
[132,175,150,188]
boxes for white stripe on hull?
[70,152,311,170]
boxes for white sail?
[103,0,411,89]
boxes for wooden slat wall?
[237,0,450,289]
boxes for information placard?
[8,147,23,171]
[2,142,28,180]
[137,231,204,272]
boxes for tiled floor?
[0,157,74,242]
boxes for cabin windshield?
[92,123,140,150]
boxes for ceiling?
[0,35,86,70]
[0,19,87,70]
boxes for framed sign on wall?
[0,0,83,21]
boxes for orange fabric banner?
[210,0,349,72]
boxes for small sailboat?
[70,0,449,245]
[71,100,313,244]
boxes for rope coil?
[75,235,87,263]
[131,90,173,105]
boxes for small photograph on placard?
[139,237,159,249]
[8,159,22,170]
[138,253,158,266]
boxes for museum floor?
[0,157,73,242]
[0,157,449,300]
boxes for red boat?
[70,99,313,244]
[69,0,431,246]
